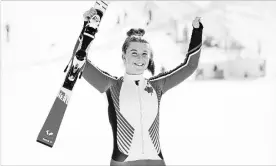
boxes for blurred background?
[1,1,276,165]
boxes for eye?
[132,52,138,56]
[142,53,148,57]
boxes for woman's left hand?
[192,17,201,28]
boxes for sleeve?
[72,21,118,93]
[82,59,118,93]
[149,22,203,94]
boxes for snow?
[1,1,276,165]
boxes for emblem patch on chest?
[144,82,153,95]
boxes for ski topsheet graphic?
[37,0,109,148]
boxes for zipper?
[136,83,144,154]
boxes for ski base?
[37,0,109,148]
[37,88,72,147]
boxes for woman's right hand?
[83,7,97,21]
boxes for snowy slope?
[2,62,276,165]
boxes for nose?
[136,54,143,60]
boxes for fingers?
[83,7,97,20]
[192,16,203,28]
[194,16,202,22]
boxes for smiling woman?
[80,7,203,166]
[122,28,155,76]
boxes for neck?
[126,71,143,75]
[124,72,144,81]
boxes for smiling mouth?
[134,63,145,67]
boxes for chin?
[134,69,146,75]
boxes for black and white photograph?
[1,1,276,165]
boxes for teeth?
[135,63,144,66]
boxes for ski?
[37,0,109,148]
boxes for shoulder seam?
[149,42,202,81]
[87,59,119,80]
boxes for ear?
[122,53,126,64]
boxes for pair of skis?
[37,0,109,148]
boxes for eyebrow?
[129,49,149,52]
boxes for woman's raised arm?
[149,17,203,94]
[78,7,118,93]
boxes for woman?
[81,8,203,166]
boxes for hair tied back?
[127,28,145,38]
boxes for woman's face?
[123,42,151,75]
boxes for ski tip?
[100,0,110,6]
[37,139,53,148]
[95,0,109,14]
